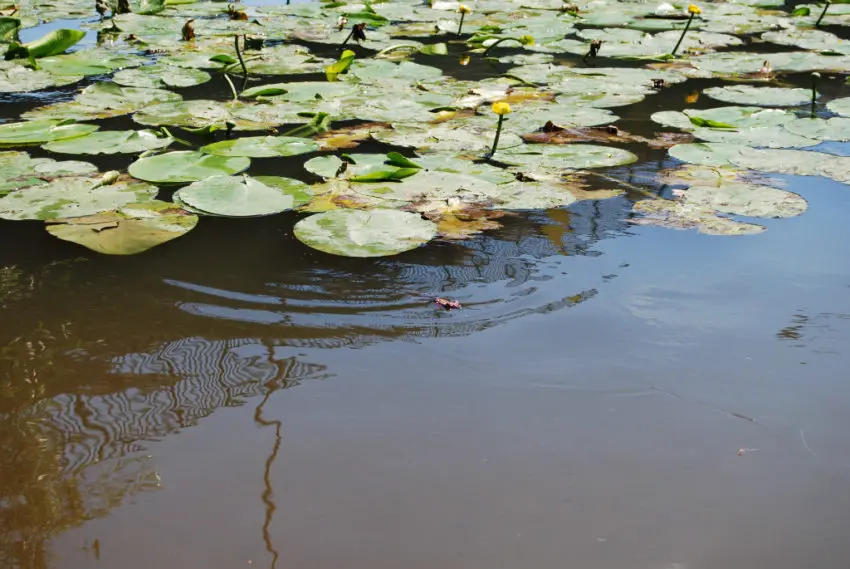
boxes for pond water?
[2,1,850,568]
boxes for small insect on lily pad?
[45,200,198,255]
[43,129,173,155]
[200,136,319,158]
[128,151,251,184]
[294,209,437,257]
[0,120,99,147]
[173,175,311,217]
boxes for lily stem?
[670,12,695,57]
[341,29,355,48]
[811,73,820,118]
[489,114,505,157]
[482,37,519,57]
[223,72,239,101]
[457,12,466,35]
[374,44,420,58]
[234,34,247,76]
[815,0,831,27]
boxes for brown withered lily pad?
[522,121,692,149]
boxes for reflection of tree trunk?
[253,386,281,569]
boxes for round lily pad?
[681,183,808,218]
[294,209,437,257]
[112,64,212,89]
[200,136,319,158]
[826,97,850,117]
[173,175,311,217]
[0,151,97,195]
[43,129,173,155]
[783,117,850,142]
[45,200,198,255]
[0,120,98,147]
[703,85,815,107]
[0,176,158,221]
[128,151,251,184]
[499,144,638,171]
[631,199,766,235]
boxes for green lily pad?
[294,209,437,258]
[241,81,356,101]
[22,82,182,121]
[45,200,198,255]
[783,117,850,142]
[371,122,524,154]
[826,97,850,117]
[128,151,250,184]
[498,144,638,171]
[112,64,212,89]
[132,100,264,131]
[42,129,173,155]
[680,182,808,218]
[0,120,98,147]
[703,85,815,107]
[631,199,766,235]
[0,61,82,93]
[691,125,818,149]
[173,175,311,217]
[346,59,443,85]
[0,151,97,196]
[305,153,516,185]
[5,28,85,60]
[0,175,158,221]
[200,136,319,158]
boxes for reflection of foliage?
[776,311,850,353]
[0,331,329,568]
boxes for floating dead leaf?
[314,122,390,150]
[434,297,462,311]
[434,213,502,240]
[521,121,692,149]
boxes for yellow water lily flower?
[687,4,701,14]
[492,101,511,115]
[519,35,535,46]
[458,4,472,14]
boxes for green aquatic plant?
[482,35,534,57]
[671,4,701,57]
[810,72,820,117]
[815,0,831,28]
[457,4,471,36]
[488,101,511,158]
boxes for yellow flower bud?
[492,101,511,115]
[458,4,471,14]
[519,34,535,46]
[687,4,701,14]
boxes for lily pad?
[680,182,808,218]
[0,61,82,93]
[294,209,437,258]
[112,64,212,89]
[498,144,638,171]
[43,129,173,155]
[0,120,98,147]
[45,200,198,255]
[631,199,766,235]
[173,175,311,217]
[702,85,815,107]
[22,82,182,121]
[826,97,850,117]
[0,151,97,196]
[200,136,319,158]
[128,151,250,184]
[783,117,850,142]
[0,175,158,221]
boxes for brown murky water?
[3,11,850,569]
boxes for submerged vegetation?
[0,0,849,255]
